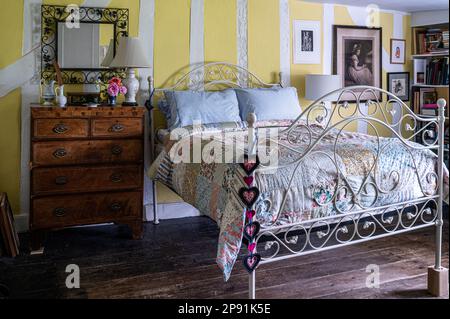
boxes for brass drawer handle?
[53,123,69,134]
[55,176,68,185]
[111,145,123,155]
[110,123,124,133]
[53,148,67,158]
[110,203,122,212]
[53,207,66,217]
[110,173,123,183]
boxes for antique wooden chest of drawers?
[30,106,145,249]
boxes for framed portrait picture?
[293,20,321,64]
[390,39,406,64]
[333,25,382,102]
[387,72,410,101]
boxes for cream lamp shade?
[101,39,115,67]
[305,74,342,101]
[109,37,150,68]
[109,37,150,106]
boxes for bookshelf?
[411,23,449,164]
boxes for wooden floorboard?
[0,216,448,299]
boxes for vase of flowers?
[107,77,127,106]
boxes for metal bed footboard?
[243,86,447,299]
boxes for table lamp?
[305,74,342,102]
[109,37,151,106]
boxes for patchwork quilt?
[149,120,449,281]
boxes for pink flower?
[119,85,127,95]
[108,77,122,86]
[107,82,120,97]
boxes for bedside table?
[29,106,146,250]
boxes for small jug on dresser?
[55,85,67,107]
[40,79,56,105]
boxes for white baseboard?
[144,202,201,222]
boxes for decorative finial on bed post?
[247,112,257,158]
[148,76,154,93]
[437,98,447,112]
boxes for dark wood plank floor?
[0,217,448,299]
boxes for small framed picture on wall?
[390,39,406,64]
[293,20,321,64]
[387,72,410,101]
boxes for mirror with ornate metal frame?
[41,5,128,84]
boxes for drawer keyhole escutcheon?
[111,145,123,155]
[110,123,124,133]
[53,123,69,134]
[53,148,67,158]
[53,208,66,217]
[110,174,123,183]
[55,176,68,185]
[110,203,122,212]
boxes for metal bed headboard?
[145,62,284,160]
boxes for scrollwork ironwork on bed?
[148,62,283,105]
[252,86,443,227]
[148,62,447,299]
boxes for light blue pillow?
[235,87,302,121]
[168,90,241,129]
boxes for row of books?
[412,87,439,116]
[415,28,449,54]
[425,57,449,85]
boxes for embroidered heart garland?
[243,221,261,241]
[243,254,261,273]
[243,176,254,187]
[240,154,260,175]
[248,242,256,253]
[245,210,256,221]
[239,187,260,208]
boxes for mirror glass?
[57,22,115,69]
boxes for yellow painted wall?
[0,0,24,214]
[248,0,280,84]
[0,0,413,214]
[205,0,237,64]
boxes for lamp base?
[122,102,139,107]
[123,68,140,106]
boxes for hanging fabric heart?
[243,254,261,273]
[248,242,256,253]
[240,154,260,175]
[243,176,254,187]
[243,221,261,241]
[239,187,260,208]
[245,210,256,221]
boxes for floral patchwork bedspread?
[149,120,449,281]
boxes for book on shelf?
[412,87,439,116]
[425,57,449,85]
[415,27,449,54]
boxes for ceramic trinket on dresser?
[40,79,56,106]
[55,85,67,107]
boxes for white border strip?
[322,3,334,75]
[138,0,154,103]
[279,0,290,87]
[189,0,204,89]
[138,0,155,212]
[237,0,248,86]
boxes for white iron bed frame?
[147,62,448,299]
